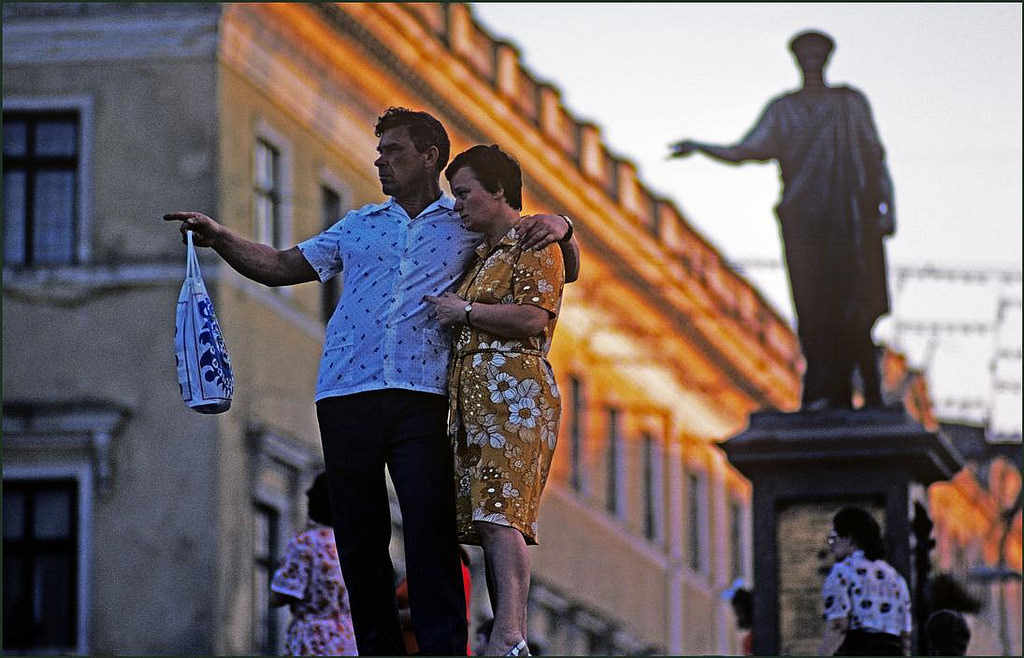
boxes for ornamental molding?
[3,401,130,495]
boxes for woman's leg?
[475,521,530,654]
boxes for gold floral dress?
[448,227,565,545]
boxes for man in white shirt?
[165,107,578,655]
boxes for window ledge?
[3,401,130,495]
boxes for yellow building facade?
[3,3,1018,655]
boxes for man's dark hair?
[445,144,523,211]
[833,506,886,560]
[306,471,333,527]
[374,107,450,173]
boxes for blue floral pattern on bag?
[197,296,234,394]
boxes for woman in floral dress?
[425,145,565,657]
[270,472,358,656]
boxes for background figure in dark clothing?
[730,587,754,655]
[670,30,895,411]
[924,609,971,655]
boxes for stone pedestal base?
[722,406,962,655]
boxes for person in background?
[730,587,754,656]
[270,472,358,656]
[426,144,566,657]
[395,575,417,656]
[924,609,971,656]
[398,547,473,655]
[818,507,912,656]
[721,577,753,655]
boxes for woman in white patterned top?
[819,506,912,656]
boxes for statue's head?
[789,30,835,74]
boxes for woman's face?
[828,529,855,560]
[450,166,505,234]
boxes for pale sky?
[472,3,1022,437]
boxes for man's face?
[374,126,432,196]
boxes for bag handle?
[185,230,202,280]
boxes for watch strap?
[558,214,574,243]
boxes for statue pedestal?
[722,406,962,655]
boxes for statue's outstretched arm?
[670,98,780,164]
[669,139,765,164]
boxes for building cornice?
[1,6,220,65]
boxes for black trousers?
[316,390,467,656]
[836,629,903,655]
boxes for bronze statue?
[670,30,895,411]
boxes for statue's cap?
[789,30,835,55]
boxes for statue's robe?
[737,85,893,404]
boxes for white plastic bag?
[174,230,234,413]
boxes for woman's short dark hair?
[307,471,333,527]
[833,506,886,560]
[445,144,523,211]
[374,107,450,173]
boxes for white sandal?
[504,639,530,656]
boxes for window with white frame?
[253,502,283,655]
[3,403,117,657]
[568,376,586,494]
[729,499,745,581]
[687,471,709,574]
[249,427,320,655]
[3,479,79,653]
[253,138,284,249]
[605,407,625,517]
[3,112,79,266]
[642,433,664,543]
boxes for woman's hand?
[423,292,467,329]
[818,616,849,656]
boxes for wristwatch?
[464,301,474,327]
[558,214,574,243]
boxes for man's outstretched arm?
[163,211,318,287]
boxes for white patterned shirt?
[298,195,480,400]
[822,549,912,635]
